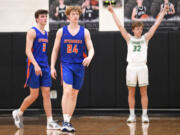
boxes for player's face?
[37,14,47,26]
[68,10,80,23]
[133,26,143,38]
[85,0,90,6]
[59,0,64,4]
[137,0,143,5]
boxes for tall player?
[51,6,94,132]
[108,4,169,122]
[12,9,61,129]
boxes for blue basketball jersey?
[27,27,49,66]
[60,26,87,63]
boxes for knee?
[140,91,147,97]
[30,92,39,101]
[42,92,50,100]
[72,91,79,99]
[128,89,135,97]
[64,89,73,97]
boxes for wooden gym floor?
[0,115,180,135]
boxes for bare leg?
[62,82,79,116]
[140,86,148,110]
[68,89,79,116]
[128,86,136,109]
[20,88,39,112]
[41,87,52,117]
[61,82,73,115]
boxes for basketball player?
[12,9,61,129]
[51,6,94,132]
[159,0,175,19]
[82,0,99,20]
[108,4,169,122]
[55,0,67,20]
[131,0,148,21]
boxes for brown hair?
[34,9,48,19]
[65,6,82,16]
[132,21,144,30]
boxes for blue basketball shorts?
[25,65,52,89]
[61,63,85,90]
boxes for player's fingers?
[54,72,57,79]
[82,59,86,65]
[83,61,87,66]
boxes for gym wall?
[0,31,180,110]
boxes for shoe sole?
[61,128,75,132]
[142,120,149,123]
[127,119,136,123]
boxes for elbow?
[25,49,28,56]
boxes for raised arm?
[108,5,130,42]
[145,4,169,41]
[26,29,42,76]
[82,28,94,67]
[50,28,62,79]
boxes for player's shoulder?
[27,28,36,38]
[55,28,63,38]
[57,27,63,33]
[84,28,90,34]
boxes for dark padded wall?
[0,31,180,110]
[0,34,12,108]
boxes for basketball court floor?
[0,115,180,135]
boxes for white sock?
[47,116,53,123]
[18,109,23,116]
[130,109,135,116]
[63,114,71,123]
[142,109,147,116]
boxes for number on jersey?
[133,45,141,52]
[42,43,46,52]
[67,44,78,54]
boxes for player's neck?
[138,3,142,7]
[69,23,79,29]
[36,24,45,32]
[134,35,141,38]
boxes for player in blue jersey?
[12,9,61,130]
[51,6,94,132]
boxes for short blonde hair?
[132,21,144,30]
[65,6,82,16]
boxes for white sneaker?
[12,109,24,128]
[47,120,61,130]
[141,115,149,123]
[127,115,136,123]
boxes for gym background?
[0,0,180,115]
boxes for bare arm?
[169,4,175,14]
[55,7,59,17]
[131,8,141,21]
[82,28,94,67]
[50,28,62,79]
[26,29,42,76]
[145,4,169,41]
[108,5,130,42]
